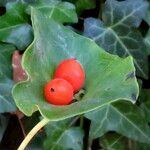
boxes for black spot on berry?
[50,88,55,92]
[131,93,137,101]
[126,72,135,80]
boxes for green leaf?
[100,133,126,150]
[12,8,138,121]
[145,29,150,55]
[138,89,150,103]
[0,79,16,112]
[63,0,96,14]
[0,0,12,6]
[0,43,16,112]
[138,89,150,122]
[0,1,33,50]
[27,0,78,23]
[140,101,150,122]
[75,0,96,14]
[130,141,150,150]
[0,43,15,78]
[144,5,150,25]
[84,0,149,79]
[85,101,150,143]
[0,0,6,6]
[27,135,44,150]
[0,114,9,142]
[44,118,83,150]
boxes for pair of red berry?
[44,58,85,105]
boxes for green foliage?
[100,133,150,150]
[0,44,16,112]
[139,89,150,122]
[100,133,126,150]
[62,0,96,14]
[85,101,150,143]
[0,0,149,149]
[118,139,150,150]
[145,29,150,55]
[0,1,33,50]
[0,43,15,78]
[84,0,149,79]
[12,8,138,120]
[144,4,150,25]
[26,0,78,23]
[140,101,150,122]
[44,118,83,150]
[75,0,96,14]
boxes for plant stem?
[80,115,84,128]
[98,0,104,19]
[18,117,26,137]
[87,139,92,150]
[18,117,49,150]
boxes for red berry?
[44,78,73,105]
[54,58,85,93]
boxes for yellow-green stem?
[18,117,49,150]
[80,115,84,128]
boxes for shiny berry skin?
[54,58,85,93]
[44,78,73,105]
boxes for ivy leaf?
[144,5,150,25]
[44,118,83,150]
[138,89,150,122]
[12,9,138,120]
[84,0,149,79]
[0,0,6,6]
[0,43,14,78]
[0,1,33,50]
[75,0,96,14]
[145,29,150,55]
[100,133,126,150]
[26,0,78,23]
[63,0,96,14]
[85,101,150,143]
[140,101,150,122]
[0,44,16,112]
[130,141,150,150]
[0,79,16,113]
[0,0,12,6]
[138,89,150,103]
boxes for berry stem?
[18,117,49,150]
